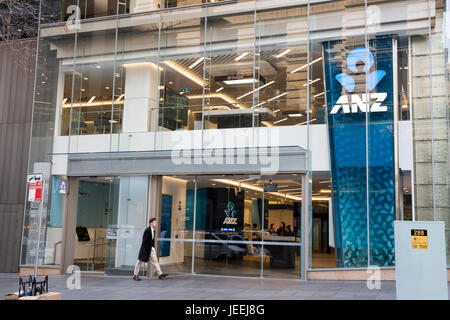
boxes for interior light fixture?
[189,57,204,69]
[84,77,88,80]
[275,49,292,58]
[268,92,287,102]
[88,96,96,104]
[320,189,332,193]
[109,120,118,124]
[116,94,124,102]
[296,118,317,126]
[290,57,323,74]
[186,93,246,109]
[274,109,280,113]
[162,60,204,87]
[62,98,68,104]
[273,117,288,125]
[313,92,325,98]
[303,78,321,86]
[96,65,101,69]
[223,79,257,85]
[216,87,224,92]
[211,179,330,201]
[63,100,125,108]
[288,113,303,118]
[234,52,250,61]
[237,80,275,100]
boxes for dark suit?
[138,227,155,262]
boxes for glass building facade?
[21,0,450,279]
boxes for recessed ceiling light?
[105,86,110,90]
[84,77,88,80]
[189,57,204,69]
[275,49,292,58]
[235,52,250,61]
[290,57,322,74]
[273,117,288,125]
[96,65,101,69]
[223,79,257,85]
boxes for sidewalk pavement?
[0,272,404,300]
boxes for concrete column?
[61,177,79,273]
[123,63,159,133]
[301,173,310,280]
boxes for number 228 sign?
[27,174,43,202]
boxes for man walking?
[133,218,168,281]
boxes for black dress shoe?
[158,273,168,279]
[133,275,142,281]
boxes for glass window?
[255,5,309,127]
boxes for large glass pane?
[310,0,369,269]
[157,176,195,274]
[156,14,204,141]
[66,28,117,155]
[255,5,309,127]
[193,176,262,277]
[203,10,256,129]
[74,177,117,271]
[21,30,74,268]
[105,176,148,275]
[258,175,302,279]
[113,15,160,152]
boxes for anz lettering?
[331,47,388,115]
[330,93,387,114]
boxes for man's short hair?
[149,217,156,224]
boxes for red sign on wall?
[28,174,43,202]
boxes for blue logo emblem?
[224,201,237,218]
[335,48,386,92]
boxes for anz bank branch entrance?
[60,147,310,279]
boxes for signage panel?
[323,37,396,267]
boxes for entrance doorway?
[73,177,118,272]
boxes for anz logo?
[223,201,238,225]
[330,48,388,115]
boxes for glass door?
[105,176,149,275]
[74,176,118,272]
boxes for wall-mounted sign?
[27,174,43,202]
[411,229,428,250]
[263,183,278,192]
[58,178,68,194]
[323,37,395,268]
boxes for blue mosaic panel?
[324,36,395,268]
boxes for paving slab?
[0,273,443,300]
